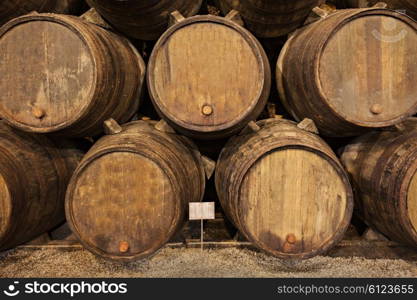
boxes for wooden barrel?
[0,121,83,251]
[86,0,203,40]
[0,0,88,26]
[277,8,417,137]
[333,1,417,19]
[341,119,417,248]
[386,1,417,20]
[215,0,322,37]
[215,118,353,258]
[147,14,271,140]
[330,0,373,8]
[66,120,207,261]
[0,13,145,137]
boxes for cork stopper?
[119,241,129,253]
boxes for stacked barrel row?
[0,0,416,262]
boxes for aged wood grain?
[66,120,206,261]
[341,118,417,248]
[86,0,202,40]
[0,121,84,251]
[277,8,417,137]
[0,0,88,26]
[148,14,270,140]
[215,0,322,37]
[215,118,353,258]
[0,13,145,137]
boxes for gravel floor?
[0,247,416,278]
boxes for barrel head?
[148,16,270,139]
[319,14,417,127]
[238,148,352,258]
[67,151,179,261]
[0,18,95,133]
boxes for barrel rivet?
[202,105,213,116]
[370,104,383,115]
[119,241,129,253]
[32,107,46,119]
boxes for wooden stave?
[86,0,203,40]
[215,118,354,259]
[276,8,417,137]
[147,15,271,140]
[341,121,417,247]
[215,0,322,38]
[0,13,145,137]
[65,121,206,261]
[0,121,83,250]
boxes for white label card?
[189,202,215,220]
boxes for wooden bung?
[341,118,417,248]
[0,121,84,251]
[215,118,354,259]
[147,12,271,140]
[86,0,203,40]
[66,120,209,261]
[277,8,417,137]
[0,13,145,137]
[0,0,88,26]
[215,0,323,37]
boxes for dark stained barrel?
[215,118,353,258]
[332,0,378,7]
[86,0,203,40]
[215,0,322,37]
[147,14,270,140]
[277,8,417,137]
[66,120,207,261]
[330,0,374,7]
[333,1,417,20]
[0,121,84,251]
[387,0,417,20]
[0,0,88,26]
[341,119,417,248]
[0,13,145,137]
